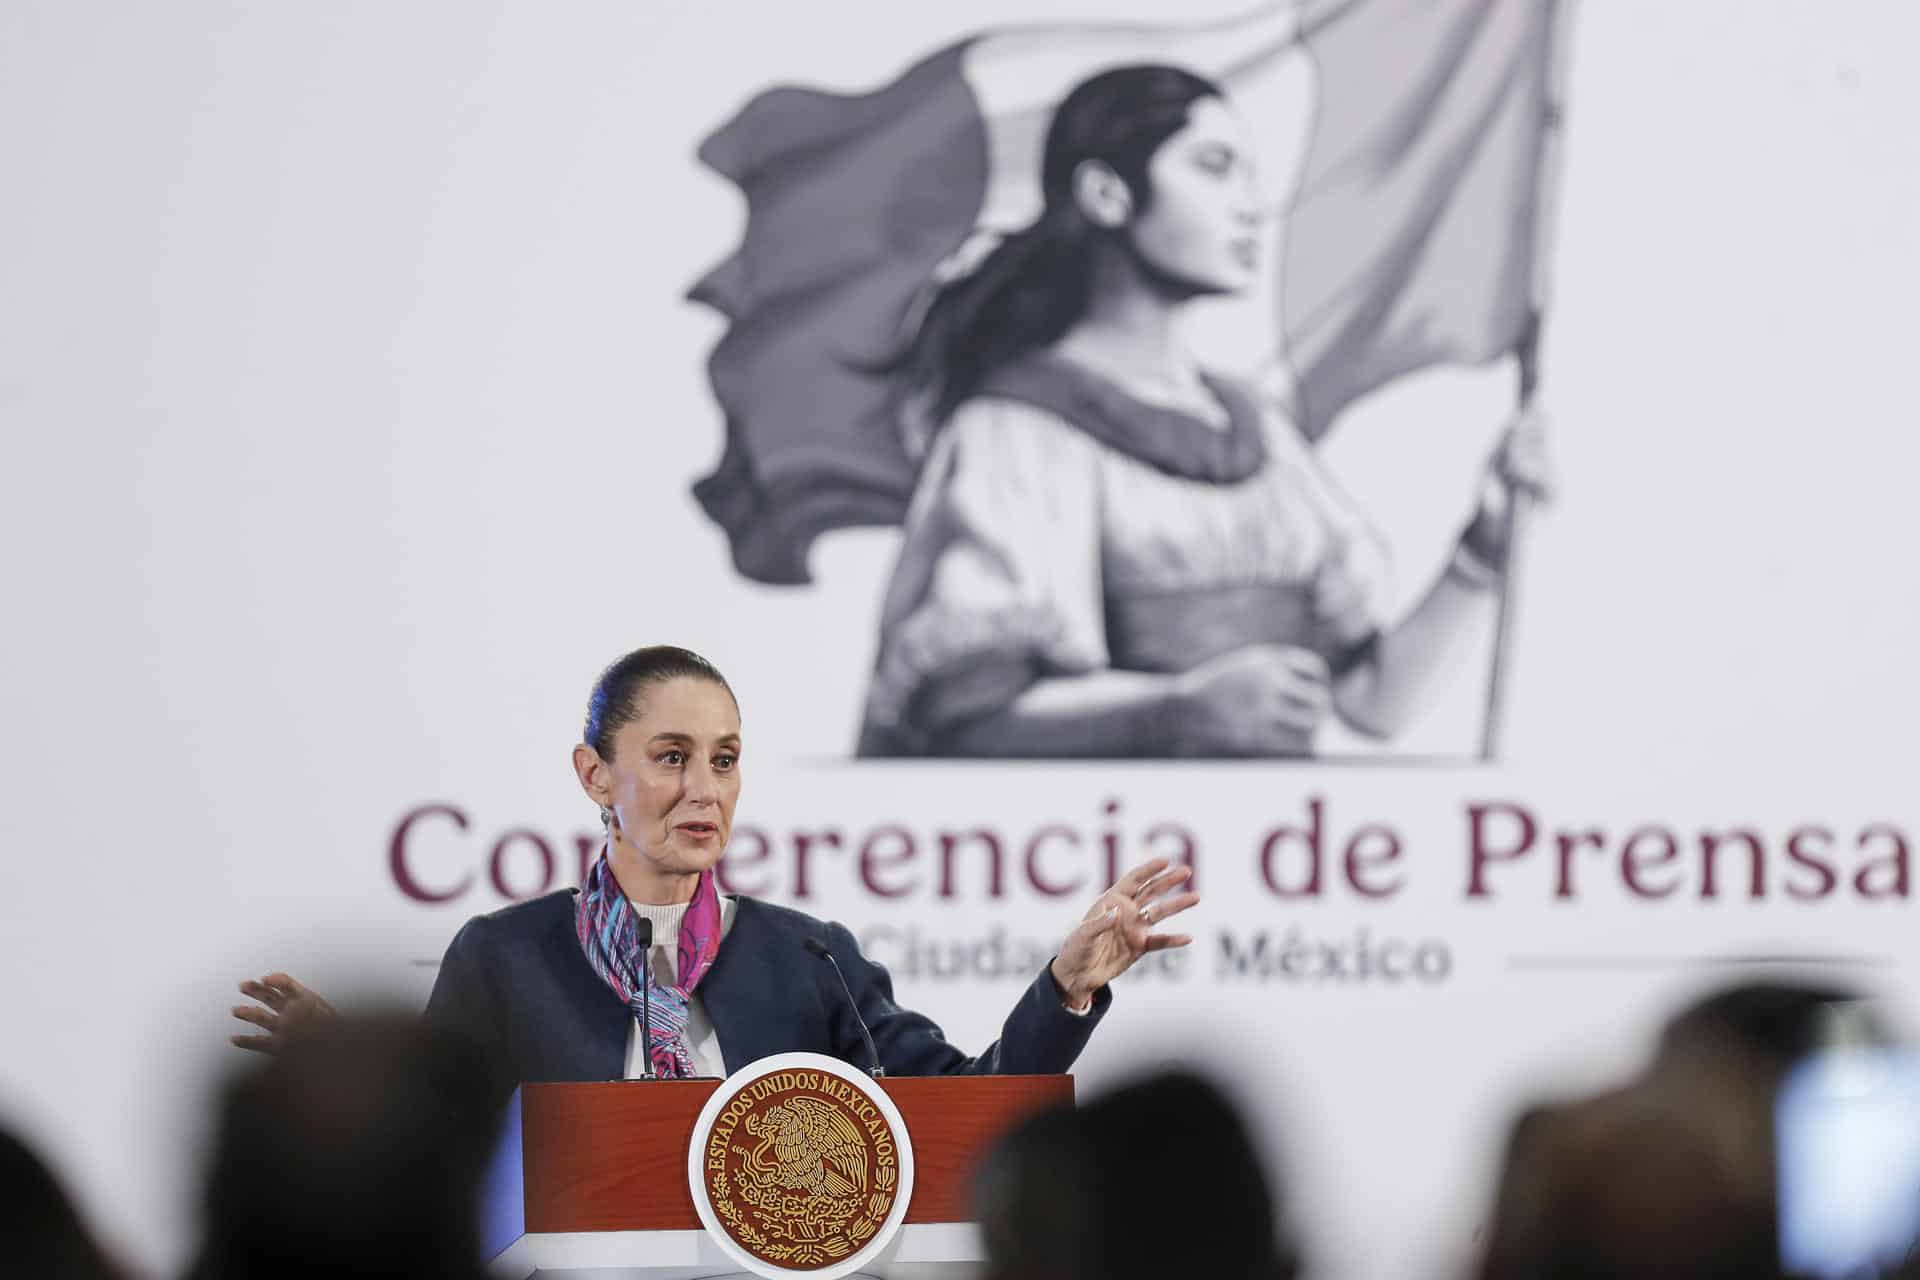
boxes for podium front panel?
[514,1075,1072,1232]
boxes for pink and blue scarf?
[574,853,724,1079]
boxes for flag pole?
[1479,0,1576,763]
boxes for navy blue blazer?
[424,890,1110,1101]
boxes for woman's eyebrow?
[648,731,743,746]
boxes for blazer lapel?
[542,901,632,1081]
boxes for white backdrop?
[4,2,1919,1277]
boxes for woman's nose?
[1233,176,1266,226]
[683,762,720,803]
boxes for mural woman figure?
[858,65,1547,757]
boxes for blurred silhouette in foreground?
[974,1069,1299,1280]
[186,1012,498,1280]
[0,1126,127,1280]
[1475,979,1899,1280]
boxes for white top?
[621,895,740,1080]
[862,388,1393,745]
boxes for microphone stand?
[635,917,657,1080]
[805,937,883,1078]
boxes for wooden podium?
[484,1075,1073,1279]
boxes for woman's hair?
[583,645,735,760]
[888,64,1223,432]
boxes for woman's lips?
[677,822,720,838]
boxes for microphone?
[804,937,884,1078]
[635,917,657,1081]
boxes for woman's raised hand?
[1049,857,1199,1007]
[1167,644,1331,756]
[230,972,336,1054]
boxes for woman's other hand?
[1463,404,1556,564]
[1167,644,1331,755]
[1494,403,1555,502]
[230,972,336,1054]
[1049,857,1199,1008]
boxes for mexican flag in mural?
[689,0,1564,587]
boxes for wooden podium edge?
[479,1088,527,1259]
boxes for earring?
[599,806,614,835]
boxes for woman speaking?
[232,645,1197,1097]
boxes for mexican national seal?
[689,1053,916,1280]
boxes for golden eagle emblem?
[697,1060,907,1271]
[741,1095,870,1199]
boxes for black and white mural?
[691,0,1563,758]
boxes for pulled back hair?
[888,65,1222,434]
[583,645,735,760]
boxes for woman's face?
[596,676,742,881]
[1128,96,1264,296]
